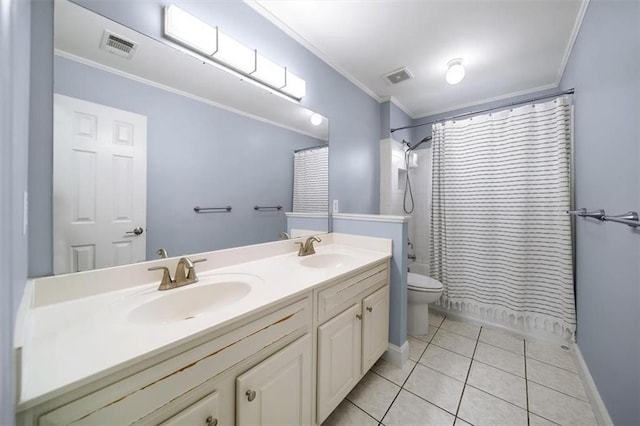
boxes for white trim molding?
[556,0,590,86]
[332,213,410,223]
[243,0,381,103]
[285,212,329,219]
[573,344,614,426]
[382,340,409,368]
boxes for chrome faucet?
[148,257,207,291]
[156,248,169,258]
[279,232,290,240]
[296,236,321,256]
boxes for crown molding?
[244,0,381,103]
[555,0,590,86]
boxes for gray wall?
[28,0,54,277]
[559,0,640,423]
[379,100,413,144]
[333,218,407,348]
[389,102,413,144]
[42,56,320,274]
[70,0,381,215]
[0,0,31,422]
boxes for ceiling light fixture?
[164,5,306,100]
[310,113,323,126]
[445,58,465,85]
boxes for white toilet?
[407,272,443,335]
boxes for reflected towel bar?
[254,205,283,211]
[194,206,232,213]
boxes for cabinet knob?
[246,389,257,401]
[366,306,373,312]
[356,314,362,320]
[205,416,218,426]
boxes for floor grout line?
[476,338,526,356]
[524,340,530,426]
[471,357,525,379]
[525,354,580,375]
[401,386,459,418]
[453,323,481,422]
[526,377,591,403]
[342,398,381,424]
[375,320,443,424]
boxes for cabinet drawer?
[316,262,387,323]
[39,298,310,426]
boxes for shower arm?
[406,136,432,152]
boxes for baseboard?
[382,340,409,368]
[573,344,613,426]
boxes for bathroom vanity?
[15,233,391,425]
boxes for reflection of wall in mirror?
[43,55,323,275]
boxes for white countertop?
[16,233,391,410]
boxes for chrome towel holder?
[567,208,639,228]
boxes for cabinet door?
[236,334,311,426]
[316,303,362,424]
[362,285,389,373]
[161,391,220,426]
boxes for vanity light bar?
[164,5,306,101]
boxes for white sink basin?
[128,280,252,324]
[299,253,355,269]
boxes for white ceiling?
[249,0,587,118]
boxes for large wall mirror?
[51,0,329,275]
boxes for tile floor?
[323,311,598,426]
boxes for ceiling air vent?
[384,67,414,85]
[100,30,138,59]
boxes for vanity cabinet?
[30,297,311,426]
[236,334,312,425]
[18,257,391,426]
[316,263,390,423]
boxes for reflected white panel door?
[53,94,147,274]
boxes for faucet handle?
[192,258,207,264]
[148,266,174,291]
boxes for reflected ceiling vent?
[100,30,138,59]
[384,67,414,84]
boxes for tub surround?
[15,233,391,412]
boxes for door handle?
[126,227,144,236]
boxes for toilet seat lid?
[408,273,443,292]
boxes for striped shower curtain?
[430,97,576,337]
[293,146,329,212]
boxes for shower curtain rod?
[294,144,328,153]
[390,88,575,133]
